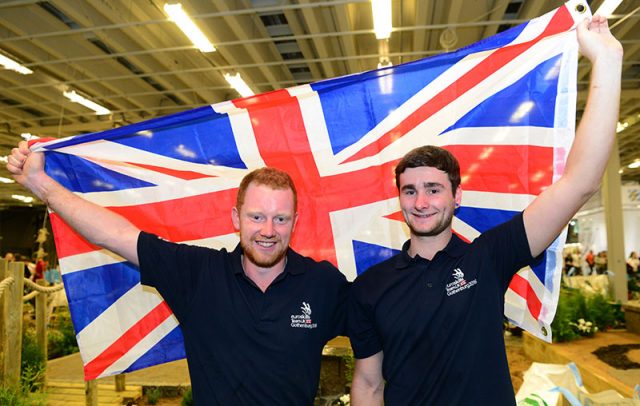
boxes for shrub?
[21,329,45,393]
[47,307,79,359]
[181,387,193,406]
[146,387,163,405]
[551,285,621,342]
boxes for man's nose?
[415,191,430,209]
[261,220,275,237]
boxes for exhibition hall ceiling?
[0,0,638,207]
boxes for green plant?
[21,330,45,393]
[181,387,193,406]
[47,307,79,359]
[551,285,621,342]
[146,387,163,405]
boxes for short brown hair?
[395,146,461,194]
[236,167,298,211]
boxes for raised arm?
[351,351,384,405]
[523,15,623,257]
[7,141,141,265]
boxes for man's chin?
[243,246,287,268]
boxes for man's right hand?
[7,141,47,199]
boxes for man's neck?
[408,228,453,260]
[241,256,287,292]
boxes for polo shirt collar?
[395,233,468,269]
[231,243,306,276]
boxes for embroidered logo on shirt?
[445,268,477,296]
[291,301,317,329]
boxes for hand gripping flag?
[34,0,588,379]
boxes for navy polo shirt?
[349,212,542,405]
[137,232,348,405]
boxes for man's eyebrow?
[400,184,416,191]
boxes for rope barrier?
[0,276,15,299]
[22,278,64,293]
[22,290,40,302]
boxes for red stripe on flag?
[508,273,542,319]
[342,6,574,164]
[54,188,238,259]
[449,144,552,195]
[125,162,216,180]
[83,301,174,381]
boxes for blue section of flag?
[444,55,562,133]
[353,240,400,275]
[45,152,156,193]
[312,20,529,156]
[113,112,246,168]
[533,250,551,285]
[455,207,518,234]
[124,326,186,373]
[62,262,140,332]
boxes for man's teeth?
[256,241,276,247]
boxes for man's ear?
[292,212,299,232]
[232,207,240,230]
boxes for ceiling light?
[371,0,392,40]
[224,73,255,98]
[0,52,33,75]
[0,176,15,184]
[628,160,640,169]
[164,3,215,53]
[595,0,623,17]
[63,90,111,115]
[12,194,34,204]
[20,133,39,141]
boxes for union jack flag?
[35,1,586,380]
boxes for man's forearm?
[33,174,140,265]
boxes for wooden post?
[4,261,24,388]
[603,139,628,302]
[0,259,7,386]
[36,280,47,360]
[115,374,125,391]
[86,379,98,406]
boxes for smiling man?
[348,15,623,406]
[7,148,348,405]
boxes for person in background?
[584,249,595,274]
[626,251,639,278]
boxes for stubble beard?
[241,239,288,268]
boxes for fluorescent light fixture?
[164,3,216,53]
[595,0,623,17]
[617,121,628,133]
[371,0,392,40]
[0,53,33,75]
[12,194,34,204]
[628,160,640,169]
[20,132,39,141]
[224,73,255,98]
[0,176,15,184]
[63,90,111,115]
